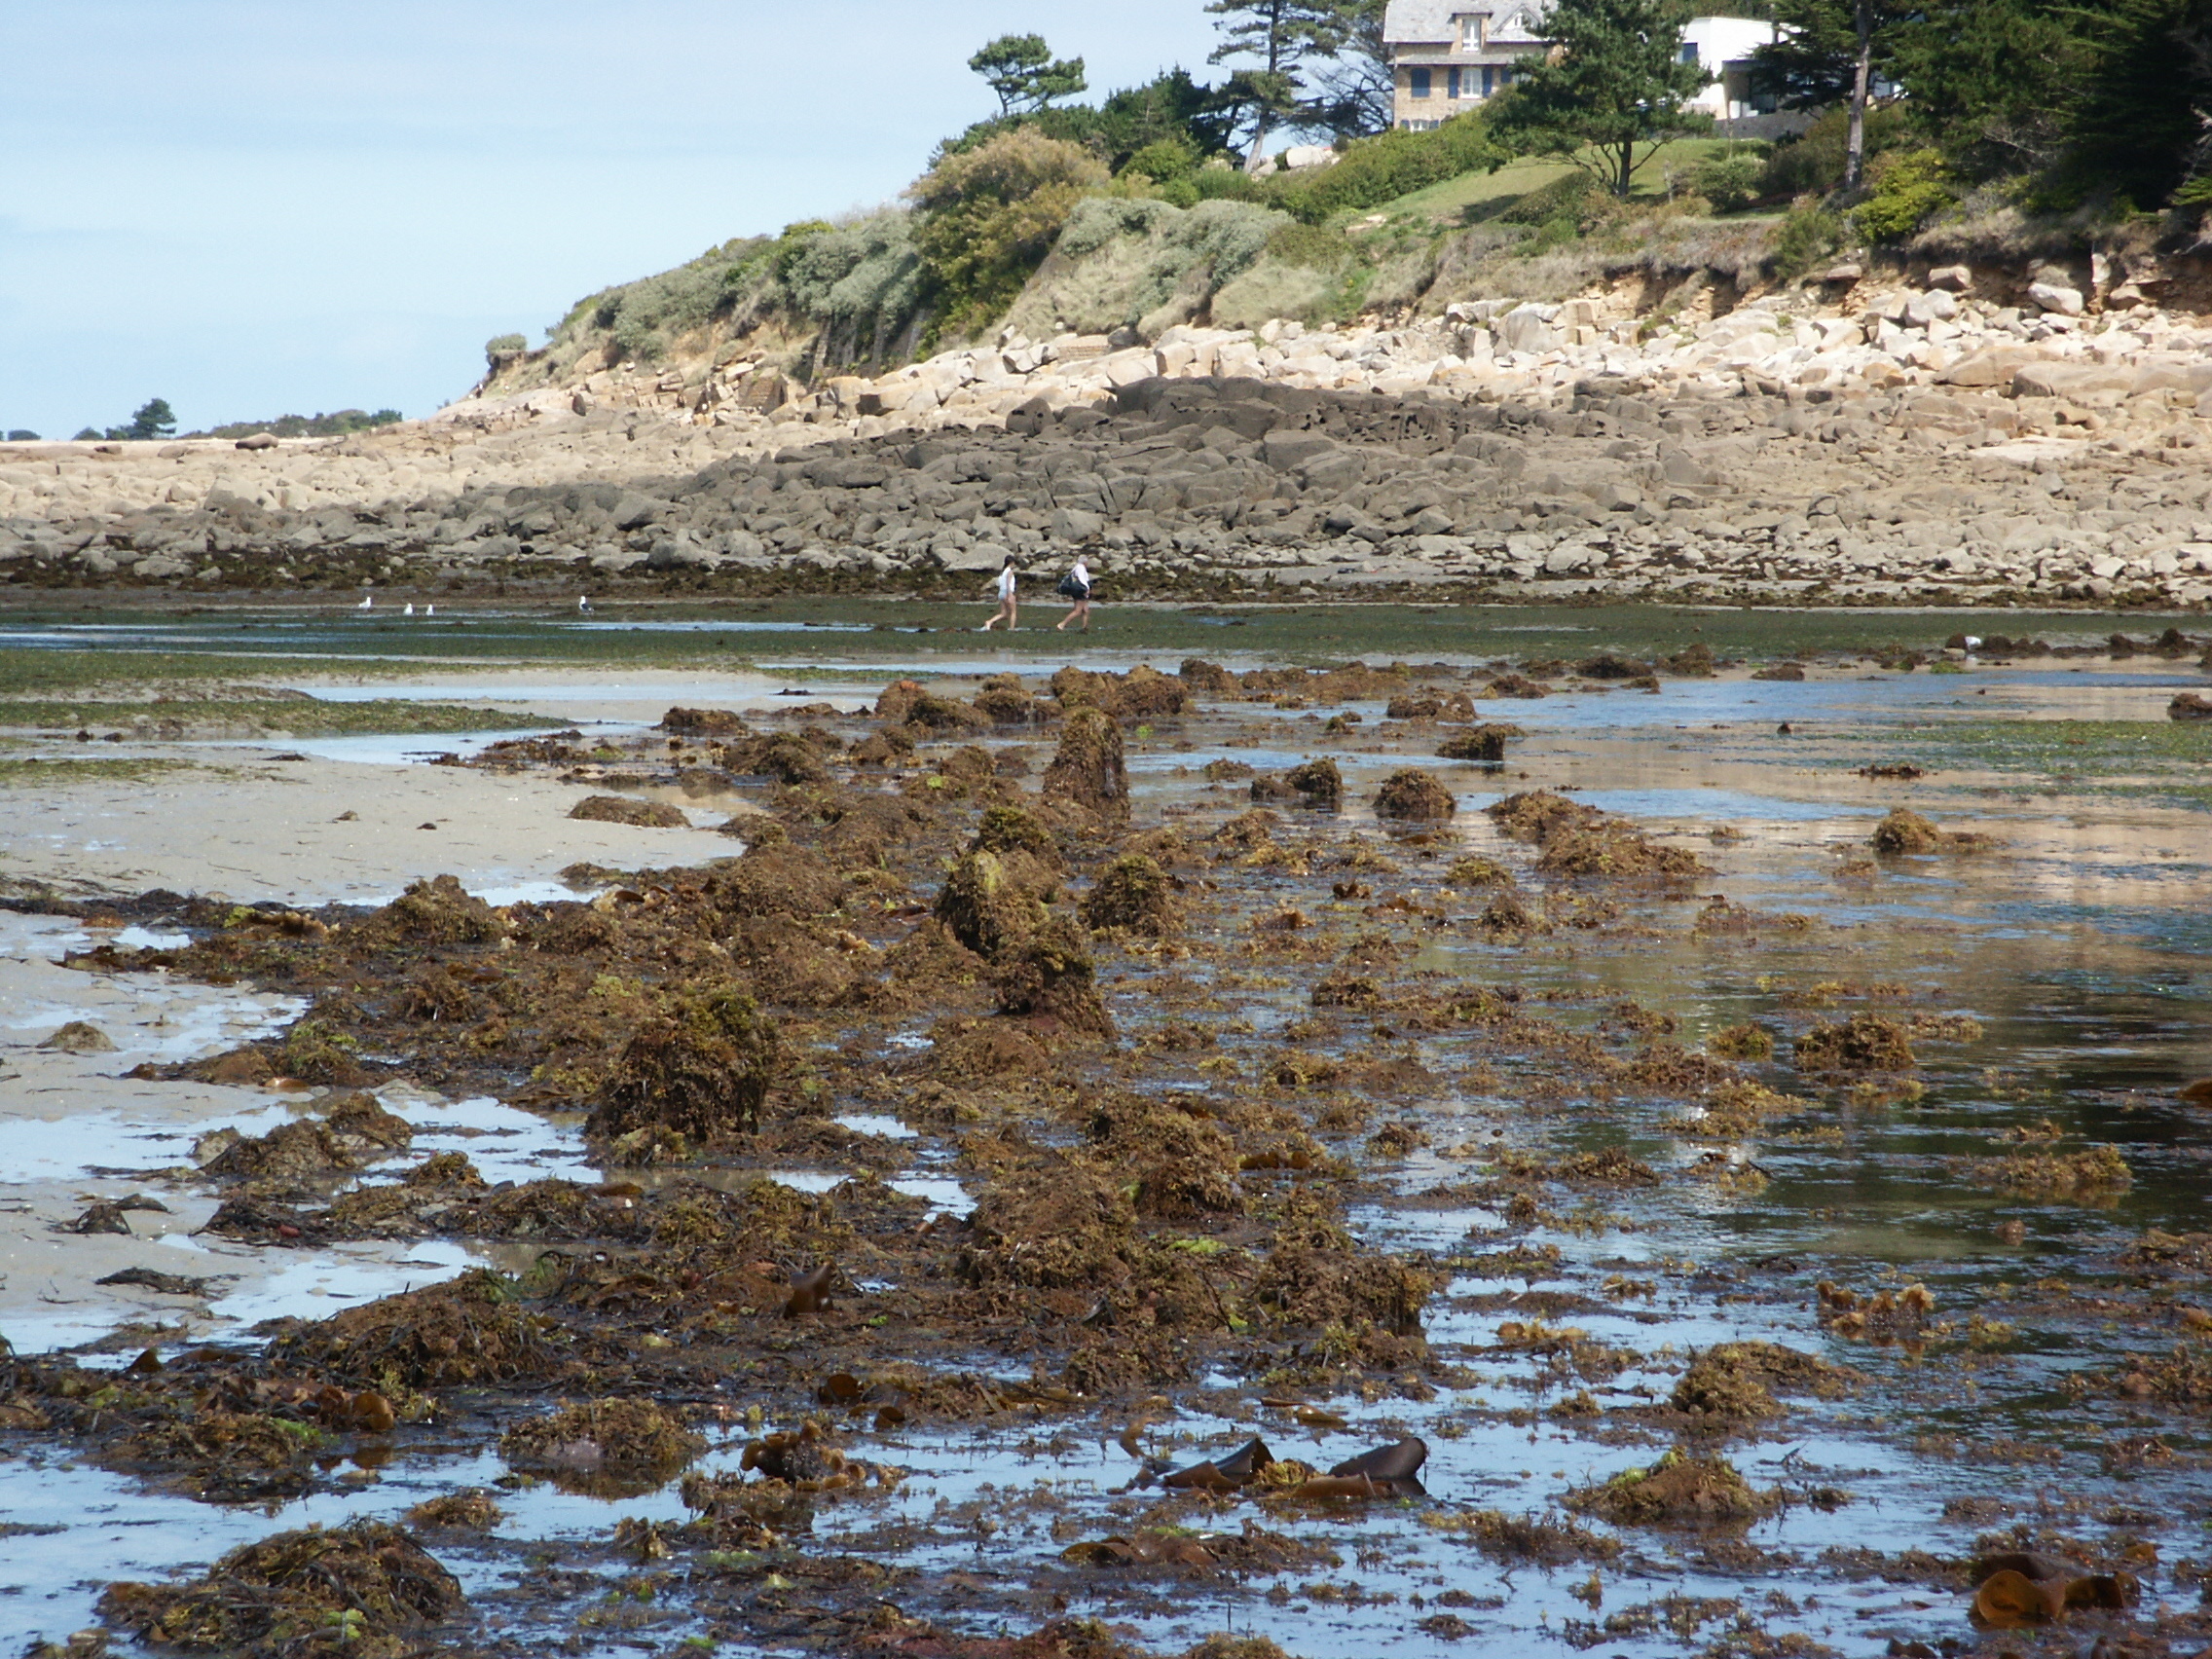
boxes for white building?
[1677,16,1788,122]
[1382,5,1792,130]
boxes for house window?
[1410,66,1431,98]
[1679,42,1699,64]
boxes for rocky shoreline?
[8,273,2212,608]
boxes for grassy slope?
[1361,138,1753,229]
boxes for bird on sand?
[577,595,593,614]
[424,604,435,616]
[403,603,415,616]
[356,593,373,610]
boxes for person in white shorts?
[983,555,1018,631]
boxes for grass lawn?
[1362,137,1768,230]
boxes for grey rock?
[611,493,666,531]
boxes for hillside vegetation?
[475,0,2212,406]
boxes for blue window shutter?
[1448,66,1460,98]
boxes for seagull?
[403,603,415,617]
[1962,635,1982,650]
[424,604,435,617]
[577,595,593,614]
[356,593,373,610]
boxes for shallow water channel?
[1,602,2208,1657]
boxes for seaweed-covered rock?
[1793,1014,1914,1075]
[570,794,688,828]
[718,843,843,920]
[1437,723,1523,762]
[1043,708,1128,823]
[1566,1449,1776,1526]
[200,1091,413,1181]
[266,1269,572,1390]
[1869,807,1996,855]
[878,679,992,733]
[1372,769,1456,821]
[1285,757,1343,805]
[589,986,782,1142]
[500,1399,706,1478]
[660,706,750,735]
[1080,855,1182,937]
[353,873,511,947]
[98,1520,463,1658]
[975,674,1046,725]
[972,802,1065,869]
[993,914,1113,1035]
[936,849,1051,960]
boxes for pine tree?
[1490,0,1714,196]
[1205,0,1362,157]
[968,35,1088,117]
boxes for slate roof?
[1382,0,1553,46]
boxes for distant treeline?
[188,409,404,439]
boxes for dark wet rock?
[1042,708,1128,824]
[2168,691,2212,720]
[588,986,782,1144]
[1326,1436,1428,1496]
[1372,768,1455,821]
[1162,1435,1275,1491]
[39,1019,115,1053]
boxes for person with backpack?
[1055,556,1092,633]
[982,554,1019,631]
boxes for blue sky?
[0,2,1220,438]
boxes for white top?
[997,565,1016,600]
[1070,560,1090,592]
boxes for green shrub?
[1189,164,1272,204]
[1853,148,1955,242]
[911,129,1113,344]
[1265,220,1356,270]
[1272,113,1498,222]
[1689,152,1763,214]
[484,333,528,365]
[1123,136,1199,183]
[1758,103,1908,200]
[1768,203,1843,277]
[4,429,37,442]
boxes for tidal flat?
[1,600,2208,1659]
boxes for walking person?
[982,554,1019,631]
[1054,556,1092,633]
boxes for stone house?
[1381,0,1554,130]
